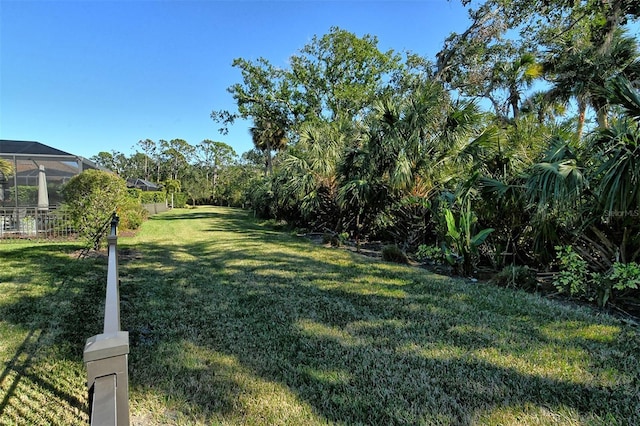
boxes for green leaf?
[470,228,495,247]
[444,209,460,240]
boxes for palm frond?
[604,76,640,122]
[0,158,14,177]
[593,119,640,214]
[525,151,587,213]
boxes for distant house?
[126,178,162,192]
[0,139,99,209]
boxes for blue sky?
[1,0,474,160]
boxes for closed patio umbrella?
[37,165,49,211]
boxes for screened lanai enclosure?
[0,140,99,238]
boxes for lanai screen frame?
[1,149,98,210]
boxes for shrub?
[553,245,640,307]
[118,196,148,231]
[262,219,289,230]
[553,245,589,296]
[332,232,349,247]
[61,169,128,248]
[173,192,188,208]
[609,262,640,291]
[325,232,350,247]
[140,191,166,204]
[127,188,142,200]
[492,265,538,291]
[382,244,409,264]
[15,186,38,205]
[598,262,640,307]
[415,244,445,264]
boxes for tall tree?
[212,27,404,136]
[591,77,640,218]
[211,57,297,135]
[249,119,287,176]
[437,0,639,124]
[195,140,237,201]
[160,139,194,181]
[543,28,640,138]
[136,138,158,181]
[289,26,402,122]
[122,152,149,181]
[90,151,128,175]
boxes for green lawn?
[1,206,639,425]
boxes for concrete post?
[84,331,129,426]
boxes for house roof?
[0,140,102,173]
[0,140,73,156]
[127,178,162,190]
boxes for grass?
[0,240,102,424]
[2,206,640,425]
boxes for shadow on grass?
[0,242,105,424]
[119,207,640,424]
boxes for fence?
[0,207,74,240]
[83,214,130,425]
[142,201,169,215]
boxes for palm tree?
[520,90,567,124]
[250,118,287,176]
[514,77,640,266]
[0,158,13,204]
[336,146,389,249]
[543,28,640,139]
[493,52,542,120]
[367,82,454,194]
[0,158,13,177]
[473,115,561,265]
[591,77,640,218]
[277,120,348,230]
[570,76,640,266]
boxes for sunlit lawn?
[0,239,101,424]
[2,206,640,425]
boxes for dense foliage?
[206,2,640,311]
[61,169,144,247]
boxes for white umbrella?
[37,165,49,211]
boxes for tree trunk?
[576,99,587,141]
[510,85,520,120]
[263,141,273,177]
[596,107,609,129]
[355,213,361,253]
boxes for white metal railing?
[83,214,129,425]
[0,207,74,240]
